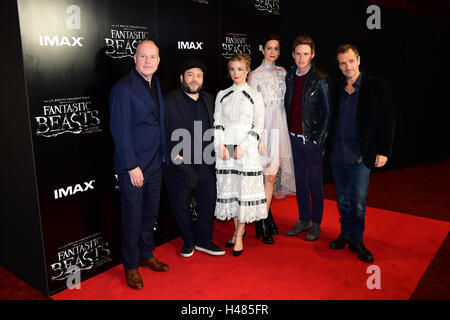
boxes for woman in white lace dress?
[214,53,267,256]
[248,35,296,244]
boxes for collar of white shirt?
[296,65,311,77]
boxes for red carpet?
[52,197,449,300]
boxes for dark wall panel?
[281,0,450,169]
[156,0,221,94]
[0,0,48,295]
[14,0,162,295]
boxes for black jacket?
[284,64,332,147]
[327,72,395,169]
[164,88,215,188]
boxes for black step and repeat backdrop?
[157,0,281,93]
[5,0,448,296]
[10,0,283,295]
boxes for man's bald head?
[135,40,159,56]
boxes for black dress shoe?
[349,243,374,263]
[329,233,350,249]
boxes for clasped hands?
[218,138,266,161]
[218,144,244,160]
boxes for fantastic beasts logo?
[221,33,251,59]
[255,0,280,15]
[50,234,111,281]
[34,96,101,137]
[105,24,149,59]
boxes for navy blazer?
[109,69,166,173]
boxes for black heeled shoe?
[255,219,274,244]
[267,209,279,236]
[232,235,244,256]
[225,230,246,248]
[232,249,243,256]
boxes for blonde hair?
[227,53,251,72]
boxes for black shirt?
[134,68,160,119]
[182,90,210,164]
[182,91,208,122]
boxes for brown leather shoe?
[139,257,169,272]
[125,269,143,289]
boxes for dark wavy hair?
[263,34,281,48]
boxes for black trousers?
[164,164,217,246]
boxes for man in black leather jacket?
[284,35,331,241]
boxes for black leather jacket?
[284,64,332,147]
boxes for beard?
[181,80,203,94]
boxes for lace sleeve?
[239,90,265,151]
[247,71,258,91]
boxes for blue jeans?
[331,161,371,245]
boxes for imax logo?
[54,180,95,199]
[177,41,203,50]
[39,36,84,47]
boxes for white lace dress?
[213,82,268,223]
[248,61,296,199]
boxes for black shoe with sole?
[349,243,374,263]
[329,233,350,249]
[195,242,225,256]
[180,241,194,257]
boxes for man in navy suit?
[164,59,224,258]
[109,40,168,290]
